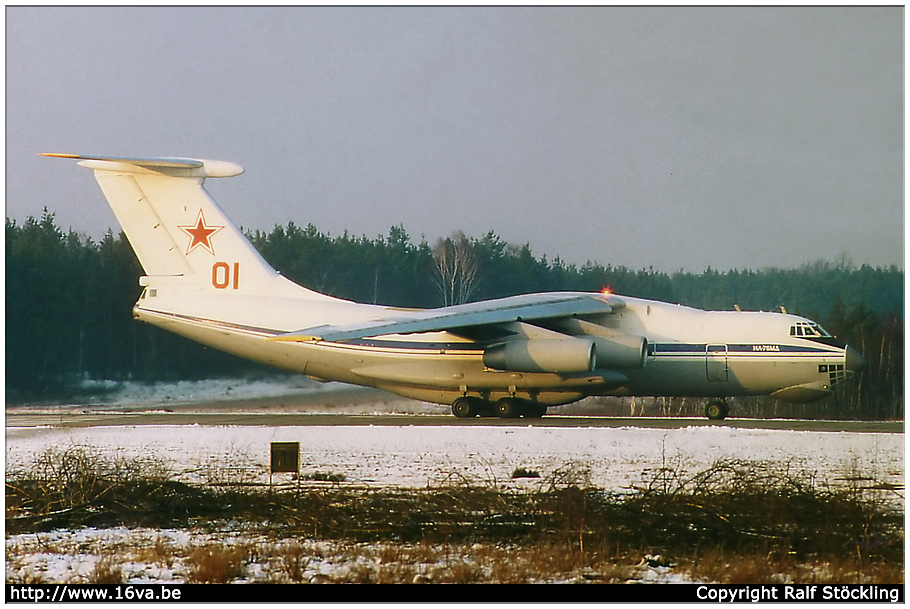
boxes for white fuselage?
[134,287,853,407]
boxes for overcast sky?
[6,7,903,272]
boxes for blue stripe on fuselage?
[650,343,838,356]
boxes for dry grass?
[679,548,904,585]
[5,448,903,584]
[6,534,903,585]
[274,541,312,582]
[132,534,177,569]
[185,543,250,583]
[87,554,123,584]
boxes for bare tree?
[430,231,481,306]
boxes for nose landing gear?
[705,400,729,420]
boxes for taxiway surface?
[6,391,902,434]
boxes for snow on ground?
[44,375,343,409]
[5,378,904,584]
[5,422,903,584]
[6,421,904,495]
[5,526,687,584]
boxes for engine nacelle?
[592,335,648,369]
[483,339,596,374]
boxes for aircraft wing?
[272,292,623,342]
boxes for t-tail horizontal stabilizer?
[41,153,332,300]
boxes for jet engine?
[483,339,596,374]
[592,335,648,369]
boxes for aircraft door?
[706,344,729,382]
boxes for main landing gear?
[452,396,547,419]
[705,399,730,421]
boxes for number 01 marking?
[212,262,239,289]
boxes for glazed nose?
[845,346,867,372]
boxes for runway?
[6,402,903,433]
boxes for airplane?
[42,153,867,420]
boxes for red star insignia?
[178,210,224,255]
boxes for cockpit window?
[790,322,832,338]
[811,323,832,337]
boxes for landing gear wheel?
[705,400,729,420]
[524,404,548,418]
[476,403,497,418]
[495,398,522,419]
[452,397,479,418]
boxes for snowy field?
[5,525,690,585]
[5,420,904,585]
[5,378,905,584]
[5,421,905,494]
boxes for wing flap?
[271,292,623,343]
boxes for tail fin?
[42,154,328,299]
